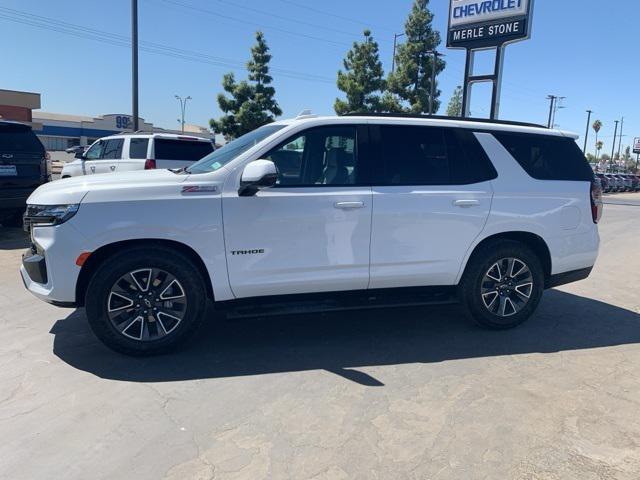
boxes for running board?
[221,286,459,319]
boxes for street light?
[175,95,192,133]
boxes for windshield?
[186,124,286,174]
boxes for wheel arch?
[75,239,214,306]
[460,231,552,287]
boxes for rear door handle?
[110,165,116,171]
[334,201,365,210]
[453,199,480,208]
[90,165,95,172]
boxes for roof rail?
[339,112,546,129]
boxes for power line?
[275,0,396,33]
[156,0,351,49]
[0,7,335,84]
[205,0,381,40]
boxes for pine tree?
[334,30,386,114]
[386,0,446,113]
[211,31,281,139]
[446,86,463,117]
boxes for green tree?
[446,86,463,117]
[386,0,446,113]
[211,31,281,139]
[595,140,604,161]
[334,30,386,114]
[592,120,603,159]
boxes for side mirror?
[75,151,85,159]
[239,160,278,197]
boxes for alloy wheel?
[480,257,534,317]
[106,268,187,341]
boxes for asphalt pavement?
[1,193,639,479]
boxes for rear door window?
[129,138,149,159]
[154,139,213,161]
[493,133,594,181]
[0,125,44,153]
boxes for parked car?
[606,174,623,192]
[623,174,639,191]
[22,114,601,355]
[60,133,214,178]
[65,145,86,155]
[595,173,610,193]
[0,121,49,227]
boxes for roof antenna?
[296,109,315,119]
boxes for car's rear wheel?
[460,240,544,329]
[85,247,207,355]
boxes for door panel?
[369,184,492,288]
[368,124,494,288]
[223,187,372,298]
[223,124,372,299]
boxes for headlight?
[24,204,80,228]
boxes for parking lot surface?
[1,194,639,479]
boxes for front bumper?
[22,249,48,284]
[20,221,86,306]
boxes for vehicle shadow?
[51,290,640,386]
[0,227,29,251]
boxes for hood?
[27,169,190,205]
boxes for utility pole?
[131,0,139,131]
[551,96,566,128]
[617,117,624,159]
[611,120,619,165]
[546,95,556,128]
[175,95,192,133]
[391,33,405,73]
[583,110,592,155]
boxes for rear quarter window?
[493,132,594,181]
[154,139,214,161]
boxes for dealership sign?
[634,137,640,155]
[448,0,534,49]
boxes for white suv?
[60,133,214,178]
[21,114,602,355]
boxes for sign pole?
[490,45,505,119]
[461,49,474,117]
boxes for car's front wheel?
[85,246,207,355]
[460,240,544,329]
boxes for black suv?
[0,121,49,227]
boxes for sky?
[0,0,637,157]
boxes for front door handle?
[453,199,480,208]
[334,201,365,210]
[90,165,95,172]
[110,165,116,171]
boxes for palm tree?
[596,140,604,162]
[592,120,603,159]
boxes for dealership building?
[0,88,215,151]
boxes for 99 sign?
[116,116,132,130]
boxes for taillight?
[590,180,603,224]
[144,159,156,170]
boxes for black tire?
[85,246,208,356]
[459,239,545,329]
